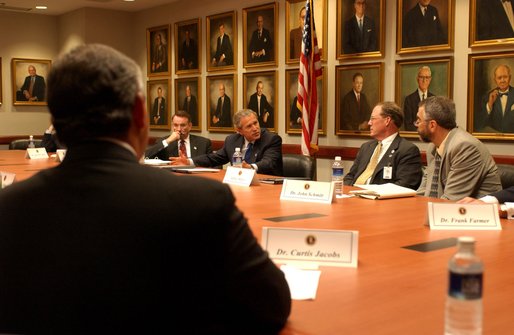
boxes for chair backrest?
[9,139,43,150]
[282,153,317,180]
[497,164,514,189]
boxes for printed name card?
[55,149,67,162]
[280,179,334,204]
[261,227,359,268]
[428,202,502,230]
[1,171,16,189]
[25,148,49,160]
[222,166,259,186]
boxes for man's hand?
[166,131,180,144]
[457,197,484,204]
[487,90,499,111]
[242,161,253,169]
[170,157,189,165]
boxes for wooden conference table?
[1,150,513,335]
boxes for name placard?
[222,166,259,186]
[280,179,334,204]
[261,227,359,268]
[25,148,49,160]
[56,149,67,162]
[1,171,16,189]
[428,202,502,230]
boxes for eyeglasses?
[418,76,432,81]
[413,118,431,127]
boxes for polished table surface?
[1,150,513,335]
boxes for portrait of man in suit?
[476,0,514,41]
[211,82,232,128]
[289,6,305,60]
[150,30,168,73]
[342,0,378,54]
[147,80,170,130]
[178,26,198,71]
[152,87,166,126]
[247,80,274,129]
[182,85,198,127]
[402,0,447,48]
[248,15,273,63]
[19,65,46,102]
[403,66,435,131]
[211,23,233,67]
[340,72,371,131]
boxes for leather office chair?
[282,153,317,180]
[9,139,43,150]
[497,164,514,189]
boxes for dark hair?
[47,44,142,146]
[420,96,457,130]
[377,101,403,129]
[352,72,363,81]
[173,110,192,123]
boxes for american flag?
[297,0,322,156]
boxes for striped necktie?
[428,153,441,198]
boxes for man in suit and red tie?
[342,0,378,54]
[145,110,211,161]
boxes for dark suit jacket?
[194,129,283,176]
[182,95,198,126]
[214,95,232,127]
[403,90,435,131]
[214,34,233,65]
[0,140,291,334]
[248,93,274,128]
[477,0,514,40]
[340,90,371,131]
[344,135,423,190]
[152,97,166,125]
[342,15,377,54]
[145,134,212,160]
[402,4,446,47]
[248,28,273,62]
[491,186,514,203]
[180,38,197,69]
[478,86,514,133]
[20,75,46,101]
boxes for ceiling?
[0,0,178,16]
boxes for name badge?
[25,148,49,159]
[1,171,16,189]
[383,166,392,179]
[262,227,359,268]
[280,179,334,204]
[223,166,259,186]
[428,202,502,230]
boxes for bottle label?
[448,271,482,300]
[332,168,344,177]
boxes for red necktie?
[179,140,187,158]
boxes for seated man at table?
[172,109,283,176]
[415,96,502,200]
[458,186,514,219]
[0,44,291,334]
[145,110,212,160]
[41,124,64,152]
[344,101,423,190]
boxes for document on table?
[280,265,321,300]
[350,183,416,199]
[143,158,170,166]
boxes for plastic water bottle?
[232,147,243,168]
[444,236,483,335]
[332,156,344,196]
[28,135,36,148]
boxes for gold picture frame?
[469,0,514,48]
[175,18,201,75]
[147,79,171,130]
[206,11,237,72]
[0,57,2,105]
[206,74,237,132]
[146,25,171,77]
[243,2,278,68]
[11,58,51,106]
[243,70,278,132]
[175,77,201,131]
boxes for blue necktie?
[244,143,253,162]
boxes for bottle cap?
[335,156,341,161]
[235,147,240,152]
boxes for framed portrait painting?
[243,2,278,68]
[336,0,385,60]
[0,57,2,105]
[335,62,383,136]
[285,68,326,135]
[243,71,277,132]
[175,18,201,75]
[206,74,237,132]
[175,77,201,131]
[207,11,237,72]
[147,79,171,130]
[147,25,171,77]
[286,0,327,64]
[396,0,454,55]
[469,0,514,47]
[11,58,51,106]
[467,52,514,140]
[395,57,453,135]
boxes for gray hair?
[420,96,456,130]
[417,65,432,76]
[233,109,258,128]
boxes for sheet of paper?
[280,265,321,300]
[143,158,170,166]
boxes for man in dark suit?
[344,101,422,189]
[403,66,435,131]
[174,109,283,176]
[182,85,198,126]
[289,6,305,59]
[179,29,197,70]
[340,72,371,131]
[402,0,446,48]
[152,86,166,125]
[19,65,46,102]
[247,81,274,128]
[212,23,233,66]
[478,64,514,133]
[212,83,232,127]
[248,15,273,63]
[477,0,514,41]
[0,44,291,334]
[145,110,211,161]
[342,0,378,54]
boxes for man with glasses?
[415,96,501,200]
[342,0,378,54]
[344,101,422,189]
[404,66,434,131]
